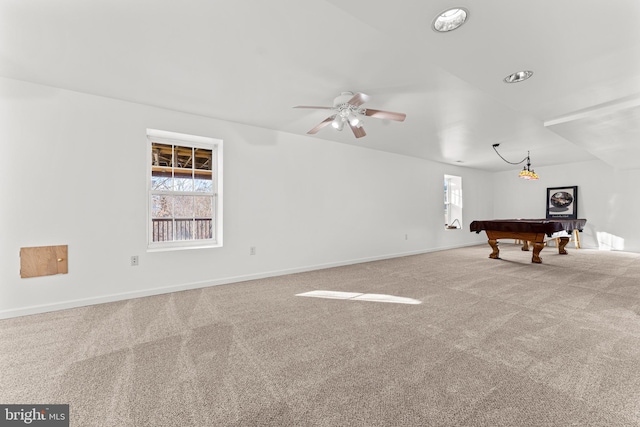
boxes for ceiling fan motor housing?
[333,91,356,106]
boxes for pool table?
[470,218,587,263]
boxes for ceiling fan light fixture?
[433,8,468,32]
[504,70,534,83]
[331,116,345,131]
[349,113,361,127]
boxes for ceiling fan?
[294,91,406,138]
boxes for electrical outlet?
[250,247,256,255]
[131,255,139,266]
[405,234,408,240]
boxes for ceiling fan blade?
[293,105,333,110]
[347,92,371,107]
[307,116,335,134]
[364,109,406,122]
[349,122,366,138]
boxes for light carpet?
[2,244,640,426]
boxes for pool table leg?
[488,239,500,259]
[557,237,570,254]
[521,240,530,251]
[532,242,544,263]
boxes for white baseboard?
[0,244,480,319]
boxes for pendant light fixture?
[492,144,539,180]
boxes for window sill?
[147,242,222,252]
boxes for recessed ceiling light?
[433,8,469,32]
[503,70,534,83]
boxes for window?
[147,129,223,250]
[444,174,462,229]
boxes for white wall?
[0,77,492,318]
[492,160,640,252]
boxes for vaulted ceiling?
[1,0,639,171]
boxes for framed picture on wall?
[546,186,578,219]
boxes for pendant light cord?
[492,144,528,165]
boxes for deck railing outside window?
[152,218,213,242]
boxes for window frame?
[444,174,462,230]
[146,129,223,251]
